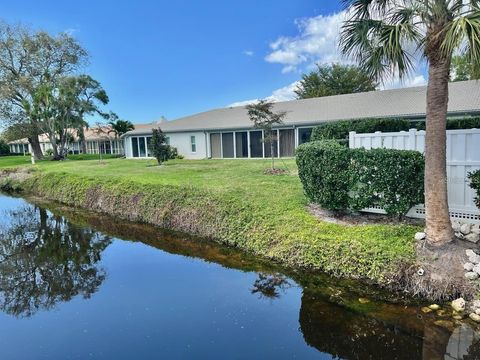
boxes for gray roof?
[125,80,480,136]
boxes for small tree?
[246,100,286,170]
[149,128,170,165]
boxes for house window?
[146,137,152,157]
[298,128,313,145]
[191,136,196,153]
[132,138,139,157]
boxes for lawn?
[0,155,33,168]
[0,156,419,282]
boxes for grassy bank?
[0,157,419,284]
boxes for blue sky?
[2,1,425,124]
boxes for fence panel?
[349,128,480,223]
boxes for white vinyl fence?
[349,128,480,223]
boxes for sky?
[2,0,427,124]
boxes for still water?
[0,194,479,359]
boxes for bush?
[311,118,412,143]
[469,170,480,209]
[311,116,480,144]
[0,140,10,155]
[415,117,480,130]
[296,140,351,210]
[296,141,425,215]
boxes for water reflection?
[1,195,480,359]
[0,204,111,317]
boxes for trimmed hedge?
[296,141,425,215]
[469,170,480,209]
[311,118,412,143]
[311,116,480,144]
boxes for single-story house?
[8,126,124,155]
[123,80,480,160]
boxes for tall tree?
[0,22,87,159]
[29,75,108,159]
[246,100,286,170]
[295,63,377,99]
[450,54,480,81]
[340,0,480,246]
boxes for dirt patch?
[393,239,476,301]
[308,204,424,226]
[263,168,289,175]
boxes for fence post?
[408,128,417,150]
[349,131,356,148]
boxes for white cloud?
[265,11,348,73]
[227,81,300,108]
[243,50,254,57]
[383,74,427,89]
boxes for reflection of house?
[8,126,125,155]
[123,80,480,160]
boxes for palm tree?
[108,115,135,137]
[340,0,480,246]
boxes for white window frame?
[190,136,197,153]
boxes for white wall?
[124,131,207,159]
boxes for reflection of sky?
[0,196,26,227]
[0,194,323,360]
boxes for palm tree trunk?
[425,59,454,246]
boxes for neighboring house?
[123,80,480,160]
[7,126,125,155]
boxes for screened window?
[191,136,196,153]
[264,130,278,158]
[235,132,248,158]
[210,133,221,158]
[222,133,234,158]
[279,129,295,157]
[132,138,139,157]
[298,128,313,145]
[250,131,263,158]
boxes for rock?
[421,306,432,313]
[475,308,480,315]
[464,262,475,271]
[358,298,370,304]
[415,232,426,241]
[466,233,480,244]
[452,221,462,232]
[453,314,464,320]
[466,249,477,257]
[461,223,472,235]
[465,272,479,280]
[469,254,480,264]
[452,298,466,312]
[470,313,480,322]
[473,264,480,275]
[472,300,480,310]
[472,224,480,235]
[437,309,448,317]
[428,304,440,311]
[457,232,465,240]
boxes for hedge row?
[469,170,480,209]
[296,141,425,215]
[311,116,480,143]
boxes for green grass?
[0,155,34,168]
[0,156,419,283]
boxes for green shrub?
[296,141,425,215]
[349,148,425,215]
[469,170,480,209]
[311,118,412,142]
[296,141,352,211]
[415,117,480,130]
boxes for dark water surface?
[0,194,479,359]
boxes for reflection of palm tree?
[0,205,111,318]
[251,273,290,299]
